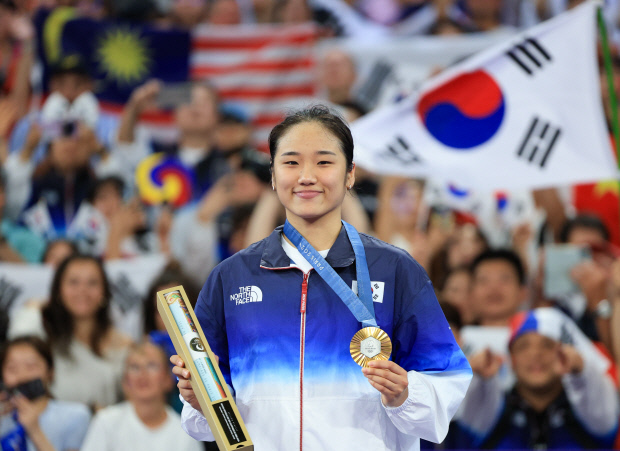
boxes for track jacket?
[181,225,472,450]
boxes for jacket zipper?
[299,271,310,451]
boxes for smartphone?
[157,82,192,110]
[544,244,591,299]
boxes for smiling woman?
[170,105,472,451]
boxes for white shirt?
[81,402,203,451]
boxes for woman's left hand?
[362,361,409,408]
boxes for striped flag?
[190,23,319,152]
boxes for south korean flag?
[352,1,617,191]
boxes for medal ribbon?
[283,219,377,328]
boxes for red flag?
[573,180,620,246]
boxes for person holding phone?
[170,106,472,450]
[0,335,91,451]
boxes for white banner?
[0,254,168,341]
[352,1,618,191]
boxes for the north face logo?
[230,286,263,305]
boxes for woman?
[9,254,133,410]
[0,336,91,451]
[171,106,472,450]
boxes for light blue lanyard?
[283,220,377,328]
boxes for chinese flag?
[573,180,620,246]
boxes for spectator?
[438,265,474,325]
[0,169,46,262]
[429,222,488,287]
[80,341,202,451]
[116,79,227,202]
[469,249,528,327]
[19,121,101,238]
[550,214,614,347]
[317,48,358,105]
[0,335,91,451]
[455,308,618,449]
[141,261,200,414]
[8,254,133,410]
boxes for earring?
[272,185,275,191]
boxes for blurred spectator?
[41,61,99,131]
[455,308,618,449]
[461,0,513,32]
[207,0,241,24]
[141,260,199,413]
[0,0,34,121]
[169,172,264,284]
[429,222,488,287]
[438,265,474,325]
[169,0,209,28]
[0,335,91,451]
[317,48,357,105]
[469,249,528,327]
[271,0,312,23]
[80,342,202,451]
[0,168,45,262]
[375,177,445,270]
[19,121,101,238]
[8,254,133,410]
[117,80,228,201]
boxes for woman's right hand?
[171,355,203,414]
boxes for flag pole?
[597,6,620,245]
[597,7,620,169]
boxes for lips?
[294,190,322,199]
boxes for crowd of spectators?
[1,0,620,450]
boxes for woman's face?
[2,344,51,389]
[60,259,105,320]
[272,121,354,225]
[122,344,171,403]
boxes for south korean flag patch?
[352,280,385,303]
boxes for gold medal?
[350,327,392,367]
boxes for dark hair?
[439,302,463,331]
[142,261,199,335]
[1,336,55,378]
[268,105,354,172]
[559,214,610,243]
[470,249,526,286]
[86,176,125,204]
[42,254,113,357]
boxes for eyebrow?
[279,150,338,157]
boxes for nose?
[298,163,317,185]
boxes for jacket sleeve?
[386,256,473,442]
[563,358,619,442]
[180,396,216,441]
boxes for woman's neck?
[131,398,168,429]
[286,210,342,250]
[73,317,97,346]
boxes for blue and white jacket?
[181,225,472,451]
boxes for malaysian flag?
[190,23,319,152]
